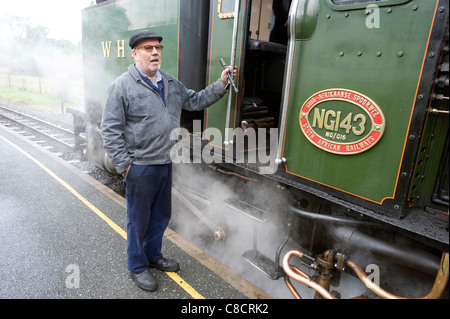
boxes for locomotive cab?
[237,0,290,163]
[204,0,291,172]
[206,0,448,233]
[241,0,290,132]
[203,0,448,294]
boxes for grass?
[0,72,83,113]
[0,86,68,113]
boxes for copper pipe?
[209,165,257,182]
[346,252,449,299]
[284,264,310,299]
[290,264,310,279]
[315,250,335,299]
[282,250,337,299]
[216,168,257,181]
[346,260,403,299]
[284,275,302,299]
[351,293,368,299]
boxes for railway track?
[0,102,124,194]
[0,105,85,154]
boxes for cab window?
[218,0,235,19]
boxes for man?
[101,30,233,292]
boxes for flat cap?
[129,30,163,48]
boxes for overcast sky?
[2,0,94,42]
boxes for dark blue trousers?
[124,163,172,273]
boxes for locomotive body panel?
[77,0,449,297]
[281,0,440,216]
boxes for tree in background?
[1,14,82,79]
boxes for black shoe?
[130,270,158,292]
[149,258,180,272]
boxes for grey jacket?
[101,64,227,174]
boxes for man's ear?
[131,49,139,61]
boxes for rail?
[0,105,84,150]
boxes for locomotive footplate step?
[223,198,284,279]
[223,198,270,222]
[242,249,284,280]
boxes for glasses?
[136,45,164,53]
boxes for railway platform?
[0,124,271,302]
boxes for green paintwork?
[281,0,438,203]
[80,0,447,213]
[204,0,244,149]
[81,0,179,109]
[410,112,449,209]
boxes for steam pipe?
[289,205,383,229]
[284,275,302,299]
[209,165,257,182]
[329,226,441,276]
[283,249,448,299]
[282,250,337,299]
[346,252,449,299]
[284,264,309,299]
[289,205,441,276]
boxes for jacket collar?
[128,64,171,102]
[133,64,163,87]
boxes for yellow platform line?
[1,134,204,299]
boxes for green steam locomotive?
[72,0,448,298]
